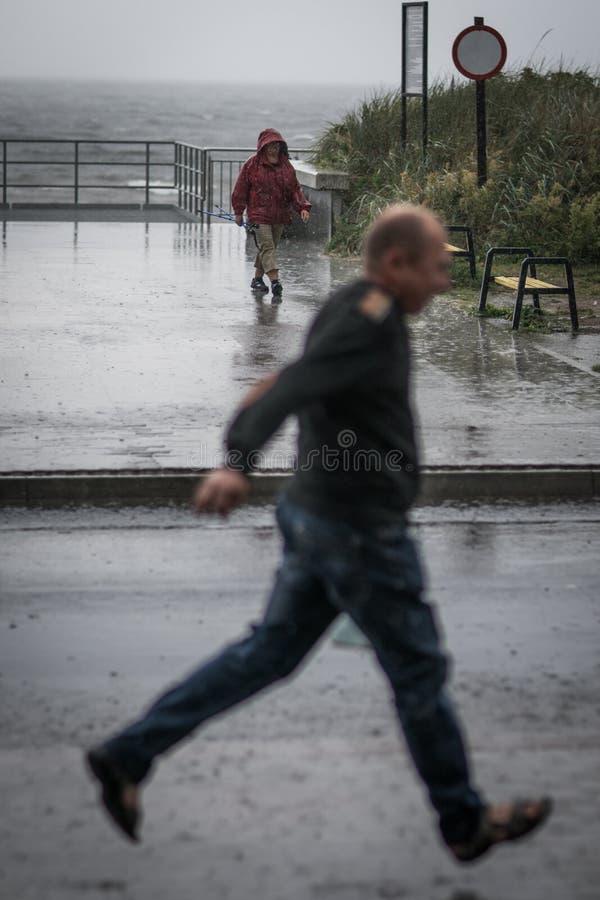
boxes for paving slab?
[0,501,599,900]
[1,221,598,473]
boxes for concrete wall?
[288,161,349,242]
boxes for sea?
[0,80,371,204]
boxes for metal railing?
[175,145,312,217]
[0,139,175,205]
[0,139,312,217]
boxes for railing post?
[145,142,150,206]
[2,141,7,205]
[200,149,208,220]
[181,145,185,211]
[194,148,199,215]
[74,141,79,204]
[174,143,179,208]
[183,145,188,211]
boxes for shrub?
[313,68,600,262]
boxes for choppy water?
[0,80,365,203]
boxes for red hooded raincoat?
[232,129,312,225]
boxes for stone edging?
[0,466,598,508]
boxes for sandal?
[86,747,142,843]
[450,796,553,863]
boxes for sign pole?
[422,1,429,151]
[401,3,408,150]
[474,17,488,186]
[401,2,428,155]
[453,18,505,188]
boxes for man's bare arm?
[192,374,280,516]
[238,373,279,409]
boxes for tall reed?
[313,67,600,262]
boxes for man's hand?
[192,468,250,516]
[235,215,244,227]
[300,210,310,224]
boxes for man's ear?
[385,248,406,271]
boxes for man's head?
[364,204,451,313]
[265,141,282,164]
[257,129,286,166]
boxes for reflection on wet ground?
[1,221,598,470]
[411,298,600,466]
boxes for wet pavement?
[1,221,599,472]
[1,501,599,900]
[2,217,599,900]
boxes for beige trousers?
[254,224,285,274]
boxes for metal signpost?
[452,18,507,186]
[401,2,429,153]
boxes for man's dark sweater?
[225,278,419,527]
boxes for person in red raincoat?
[232,128,311,301]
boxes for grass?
[314,66,600,267]
[475,303,511,320]
[473,304,564,333]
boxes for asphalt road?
[1,501,598,900]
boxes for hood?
[256,128,289,157]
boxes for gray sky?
[1,0,598,83]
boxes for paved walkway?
[2,220,598,900]
[1,221,599,472]
[0,205,192,222]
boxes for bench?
[478,247,578,330]
[444,225,476,278]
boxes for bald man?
[87,205,551,862]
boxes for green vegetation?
[472,303,569,333]
[314,68,600,264]
[475,304,511,320]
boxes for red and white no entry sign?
[452,24,507,81]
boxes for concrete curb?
[1,466,598,508]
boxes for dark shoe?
[250,277,268,293]
[449,797,553,864]
[271,280,283,302]
[86,746,142,843]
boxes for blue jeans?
[104,496,483,844]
